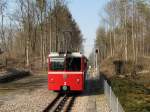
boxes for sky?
[68,0,108,57]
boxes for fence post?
[104,80,106,94]
[117,98,118,112]
[104,79,125,112]
[109,86,111,108]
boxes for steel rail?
[43,94,76,112]
[43,94,62,112]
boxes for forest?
[0,0,149,112]
[0,0,83,69]
[95,0,150,62]
[93,0,150,111]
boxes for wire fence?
[104,80,125,112]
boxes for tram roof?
[48,52,83,57]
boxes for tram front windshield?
[50,57,81,71]
[66,57,81,71]
[50,57,64,71]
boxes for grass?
[111,77,150,112]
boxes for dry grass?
[111,77,150,112]
[100,56,150,112]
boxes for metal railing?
[104,80,125,112]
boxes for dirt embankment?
[100,57,150,78]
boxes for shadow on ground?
[0,74,47,95]
[0,68,31,83]
[78,73,109,97]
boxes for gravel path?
[0,86,57,112]
[72,73,111,112]
[96,94,110,112]
[72,94,110,112]
[0,74,57,112]
[72,95,89,112]
[0,72,110,112]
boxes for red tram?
[48,52,88,92]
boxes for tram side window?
[66,58,81,71]
[50,58,64,71]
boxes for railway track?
[43,93,76,112]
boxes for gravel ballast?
[0,86,57,112]
[0,72,110,112]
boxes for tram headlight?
[50,78,54,81]
[76,79,80,83]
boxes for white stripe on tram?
[48,72,83,74]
